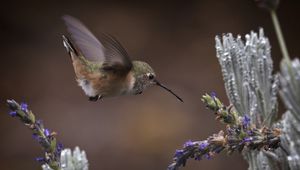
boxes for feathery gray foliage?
[280,59,300,170]
[215,28,283,170]
[215,28,279,127]
[42,147,89,170]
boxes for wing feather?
[62,15,132,74]
[62,15,105,62]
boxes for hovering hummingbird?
[62,15,183,102]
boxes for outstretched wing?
[62,15,132,74]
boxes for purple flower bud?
[199,141,209,150]
[44,129,50,137]
[211,91,217,98]
[35,157,46,163]
[243,137,252,143]
[242,115,251,128]
[204,153,212,160]
[20,102,28,112]
[183,140,194,148]
[9,111,17,117]
[32,133,38,139]
[174,149,184,158]
[247,130,254,136]
[57,143,63,153]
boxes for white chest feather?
[127,75,136,92]
[77,79,97,97]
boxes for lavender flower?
[204,153,212,160]
[210,91,217,98]
[44,129,51,137]
[183,140,194,148]
[242,137,253,143]
[202,93,238,125]
[242,115,251,128]
[175,150,184,158]
[199,141,209,150]
[6,100,62,170]
[20,102,28,112]
[6,99,89,170]
[167,94,281,170]
[168,134,219,170]
[9,111,17,117]
[36,157,47,163]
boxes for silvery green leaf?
[215,29,281,170]
[215,28,278,127]
[60,147,88,170]
[42,147,88,170]
[42,164,52,170]
[279,58,300,170]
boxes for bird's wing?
[62,15,132,74]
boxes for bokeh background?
[1,0,300,169]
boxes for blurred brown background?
[0,0,300,169]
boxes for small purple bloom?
[183,140,194,148]
[32,133,38,140]
[35,157,46,163]
[57,143,63,153]
[175,149,184,158]
[247,130,254,136]
[242,115,251,128]
[20,102,28,112]
[36,119,43,126]
[44,129,50,137]
[211,91,217,98]
[204,153,212,160]
[199,141,209,150]
[243,137,252,143]
[9,111,17,117]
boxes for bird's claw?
[88,95,102,101]
[135,91,142,95]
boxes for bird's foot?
[88,95,102,101]
[135,91,143,95]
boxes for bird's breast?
[72,58,136,97]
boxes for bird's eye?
[148,73,154,80]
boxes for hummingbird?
[62,15,183,102]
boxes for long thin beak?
[154,80,183,102]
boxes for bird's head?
[131,61,183,102]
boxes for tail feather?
[62,35,78,56]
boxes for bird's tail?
[62,35,78,57]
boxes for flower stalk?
[167,94,281,170]
[6,100,63,170]
[270,10,291,63]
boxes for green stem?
[270,10,291,62]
